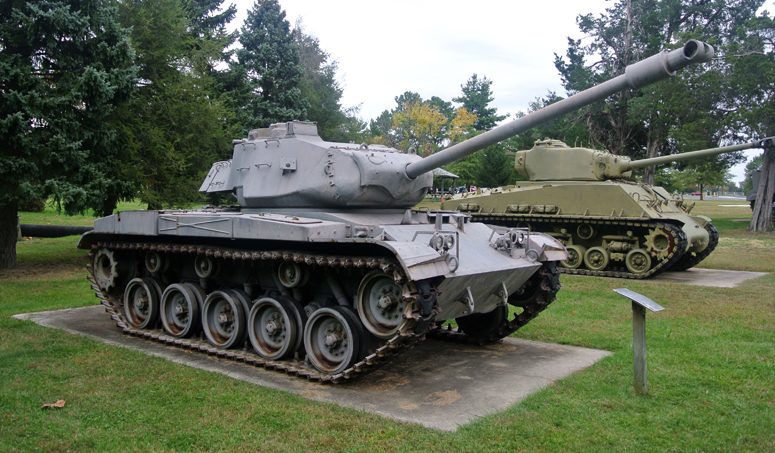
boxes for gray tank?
[77,40,714,381]
[444,138,771,278]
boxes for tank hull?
[78,208,566,380]
[443,180,715,278]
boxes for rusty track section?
[470,214,688,279]
[86,241,425,383]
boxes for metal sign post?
[613,288,665,394]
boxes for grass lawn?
[1,201,773,452]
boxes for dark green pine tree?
[0,0,137,268]
[476,144,514,188]
[232,0,308,133]
[453,74,507,131]
[293,19,348,141]
[112,0,232,210]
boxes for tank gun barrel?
[625,137,775,170]
[405,40,715,179]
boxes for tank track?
[84,240,556,382]
[470,214,688,279]
[668,223,719,271]
[428,262,561,344]
[85,241,427,383]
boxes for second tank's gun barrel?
[625,138,775,170]
[405,40,715,179]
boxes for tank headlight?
[431,235,444,251]
[445,235,455,249]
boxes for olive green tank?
[443,138,772,278]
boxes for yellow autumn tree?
[448,107,477,144]
[392,102,449,156]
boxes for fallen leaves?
[41,400,66,409]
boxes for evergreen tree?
[508,91,592,152]
[112,0,231,210]
[229,0,308,134]
[293,19,355,142]
[453,73,507,131]
[476,145,514,188]
[0,0,137,268]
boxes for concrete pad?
[653,268,767,288]
[14,305,610,431]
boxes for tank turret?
[515,137,775,181]
[201,40,715,208]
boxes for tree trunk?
[749,149,774,232]
[0,202,19,269]
[643,138,660,186]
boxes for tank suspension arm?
[405,40,715,179]
[626,137,775,170]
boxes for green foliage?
[111,0,231,210]
[674,158,732,199]
[0,0,137,213]
[227,0,308,135]
[475,144,515,188]
[723,10,775,230]
[653,167,687,194]
[0,0,138,267]
[509,92,592,152]
[453,73,507,131]
[742,154,763,193]
[554,0,763,165]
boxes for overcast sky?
[228,0,763,186]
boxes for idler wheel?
[248,296,303,360]
[356,270,407,339]
[583,246,610,272]
[561,245,587,269]
[202,290,246,349]
[160,283,201,338]
[124,278,161,329]
[455,305,508,340]
[304,306,365,375]
[625,249,652,275]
